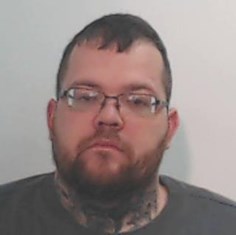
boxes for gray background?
[1,0,236,199]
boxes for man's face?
[48,41,178,199]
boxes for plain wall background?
[1,0,236,199]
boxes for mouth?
[88,140,123,152]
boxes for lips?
[87,139,123,152]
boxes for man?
[0,13,236,235]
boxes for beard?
[52,129,167,202]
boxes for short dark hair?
[56,13,172,103]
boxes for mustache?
[75,129,133,156]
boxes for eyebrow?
[67,80,156,94]
[124,84,155,93]
[68,81,101,89]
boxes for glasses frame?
[59,87,169,116]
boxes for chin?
[53,137,166,201]
[58,154,148,201]
[75,149,131,184]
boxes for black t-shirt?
[0,173,236,235]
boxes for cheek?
[124,118,168,156]
[122,119,168,178]
[54,110,94,155]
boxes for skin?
[47,40,179,233]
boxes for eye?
[77,92,97,102]
[127,94,150,107]
[69,89,97,100]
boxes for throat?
[54,173,161,234]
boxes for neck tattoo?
[54,173,160,234]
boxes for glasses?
[59,87,168,117]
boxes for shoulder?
[160,175,236,221]
[153,176,236,234]
[160,175,236,208]
[0,173,54,194]
[0,173,78,233]
[0,173,54,210]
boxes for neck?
[54,172,167,234]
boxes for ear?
[47,99,57,140]
[165,108,180,149]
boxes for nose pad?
[100,96,120,110]
[94,99,124,130]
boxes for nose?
[93,99,124,131]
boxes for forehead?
[63,41,165,97]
